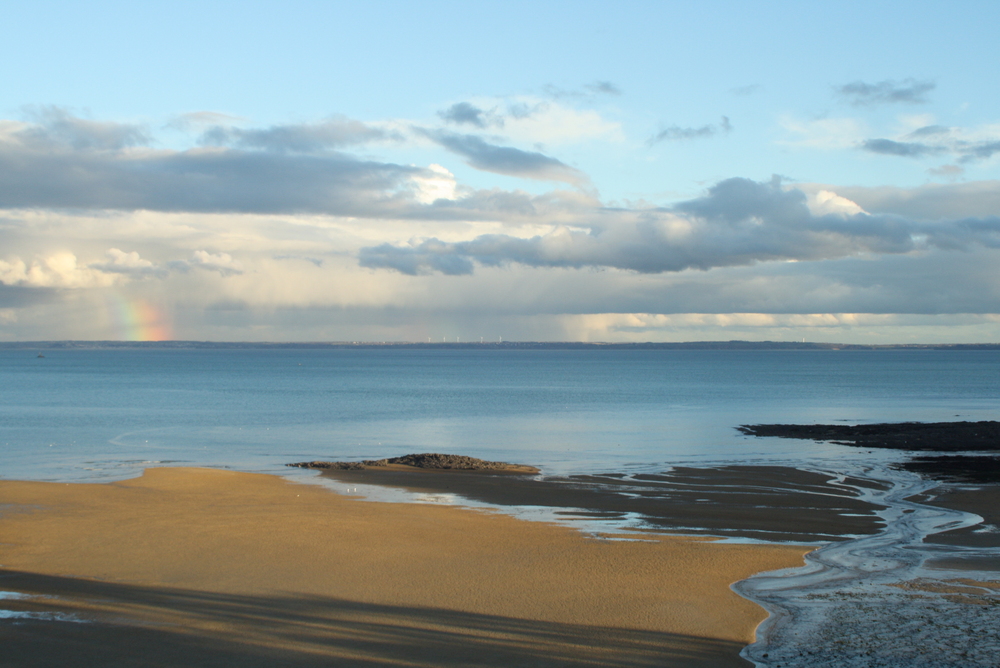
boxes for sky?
[2,0,1000,343]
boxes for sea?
[2,345,998,483]
[4,345,1000,666]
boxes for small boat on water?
[37,353,45,358]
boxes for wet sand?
[0,467,807,667]
[321,465,886,542]
[918,485,1000,571]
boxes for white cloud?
[0,252,118,288]
[500,98,623,145]
[804,190,865,216]
[437,96,623,146]
[190,250,244,276]
[91,248,167,278]
[411,164,458,204]
[778,115,870,149]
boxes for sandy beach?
[0,467,808,667]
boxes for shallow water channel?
[735,465,1000,668]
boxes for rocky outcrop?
[288,453,535,472]
[737,421,1000,451]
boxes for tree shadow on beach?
[0,569,749,668]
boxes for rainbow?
[107,296,173,341]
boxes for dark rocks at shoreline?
[895,455,1000,484]
[288,453,535,472]
[737,421,1000,451]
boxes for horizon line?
[4,340,1000,350]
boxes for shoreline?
[315,458,1000,665]
[0,467,808,667]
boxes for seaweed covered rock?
[288,453,536,472]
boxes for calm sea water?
[2,347,999,482]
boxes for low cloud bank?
[360,177,1000,275]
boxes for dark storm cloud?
[419,130,588,186]
[861,138,943,158]
[438,102,489,128]
[647,117,731,145]
[359,177,1000,276]
[198,117,390,153]
[836,79,935,106]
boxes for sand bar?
[0,467,807,667]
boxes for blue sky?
[2,1,1000,342]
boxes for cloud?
[18,106,151,151]
[419,130,589,186]
[0,111,427,215]
[165,111,246,131]
[730,84,761,96]
[779,116,869,150]
[482,98,623,145]
[544,81,622,99]
[273,255,323,268]
[836,79,935,106]
[648,116,731,145]
[861,138,944,158]
[858,125,1000,163]
[198,116,390,153]
[411,164,458,204]
[0,252,117,288]
[189,250,243,276]
[359,177,1000,275]
[584,81,621,96]
[438,102,490,128]
[816,180,1000,220]
[90,248,167,278]
[905,124,951,138]
[438,96,619,145]
[805,190,865,216]
[927,164,964,179]
[958,141,1000,162]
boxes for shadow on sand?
[0,570,748,667]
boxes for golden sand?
[0,468,808,667]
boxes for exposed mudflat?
[317,464,885,543]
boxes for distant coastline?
[4,340,1000,351]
